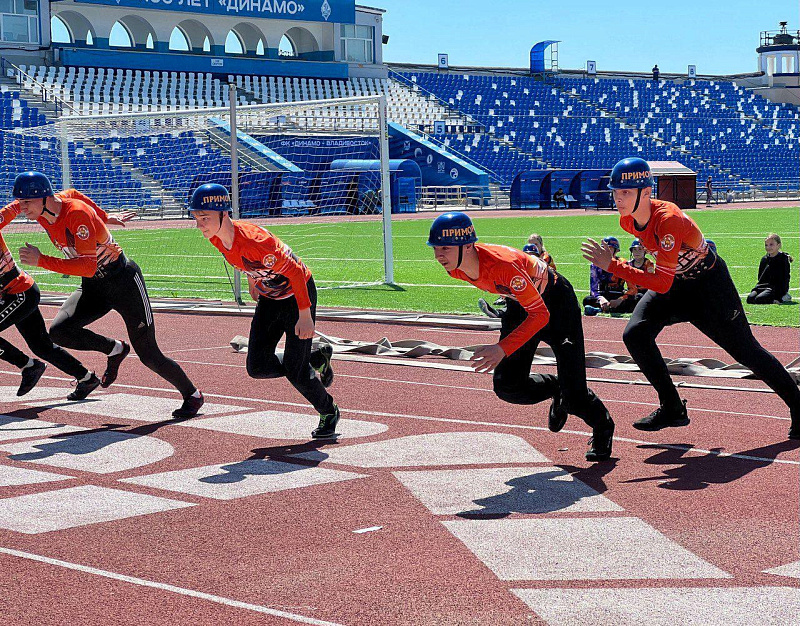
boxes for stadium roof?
[649,161,696,176]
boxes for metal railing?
[697,181,800,203]
[0,58,75,116]
[416,185,510,211]
[760,28,800,48]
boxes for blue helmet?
[427,212,477,247]
[705,239,716,253]
[629,238,642,250]
[602,236,620,251]
[522,242,540,256]
[608,157,653,189]
[190,183,231,212]
[13,171,54,199]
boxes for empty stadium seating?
[4,63,798,209]
[397,70,800,189]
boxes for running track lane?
[0,308,795,624]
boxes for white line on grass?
[0,546,344,626]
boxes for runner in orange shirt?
[12,171,203,417]
[582,157,800,438]
[188,184,337,439]
[429,212,615,461]
[0,198,99,398]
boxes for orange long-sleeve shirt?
[448,243,551,356]
[0,202,34,294]
[609,199,710,294]
[20,191,122,278]
[209,221,312,310]
[0,188,118,284]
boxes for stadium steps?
[202,125,285,173]
[559,87,750,187]
[90,145,185,216]
[1,71,185,214]
[387,77,509,182]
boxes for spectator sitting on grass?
[583,236,637,315]
[527,233,557,271]
[747,233,793,305]
[623,238,655,305]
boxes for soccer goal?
[0,95,394,302]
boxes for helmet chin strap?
[456,245,464,269]
[40,198,56,218]
[211,211,226,238]
[630,188,645,220]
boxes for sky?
[378,0,799,75]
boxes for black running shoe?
[585,421,615,462]
[313,344,334,388]
[102,341,131,388]
[312,405,340,439]
[548,392,568,433]
[17,360,46,397]
[172,391,204,419]
[67,373,101,401]
[633,399,690,431]
[478,298,499,318]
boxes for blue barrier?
[579,169,613,209]
[510,170,553,209]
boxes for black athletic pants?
[246,277,335,415]
[624,255,800,412]
[747,287,778,305]
[49,259,196,397]
[493,275,611,428]
[0,284,87,378]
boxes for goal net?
[0,95,393,302]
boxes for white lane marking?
[121,461,367,500]
[352,526,382,534]
[765,561,800,579]
[2,372,796,466]
[444,517,731,581]
[512,586,800,625]
[332,374,792,422]
[164,346,233,354]
[0,546,343,625]
[144,355,790,398]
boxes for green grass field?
[8,207,799,327]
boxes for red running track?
[0,305,796,624]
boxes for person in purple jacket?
[583,236,636,315]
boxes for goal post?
[0,95,395,302]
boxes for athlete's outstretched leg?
[623,289,683,409]
[246,297,288,380]
[111,261,200,416]
[691,260,800,435]
[282,330,335,415]
[546,276,615,461]
[117,270,197,397]
[16,301,89,380]
[0,292,37,368]
[49,286,115,354]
